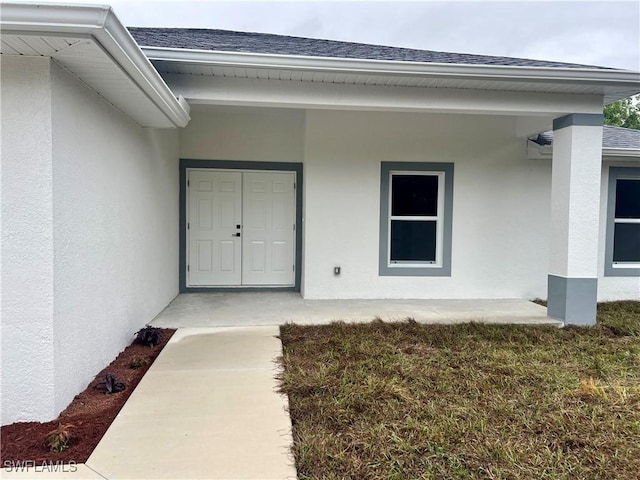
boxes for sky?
[43,0,640,70]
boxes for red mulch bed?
[1,328,175,465]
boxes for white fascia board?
[602,148,640,158]
[0,2,190,128]
[142,46,640,91]
[96,12,190,126]
[528,143,639,160]
[0,2,112,33]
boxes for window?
[390,173,442,264]
[379,162,454,276]
[605,167,640,276]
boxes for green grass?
[278,301,640,480]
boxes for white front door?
[187,169,296,287]
[188,170,242,286]
[242,171,296,285]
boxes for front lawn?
[279,301,640,479]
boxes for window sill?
[379,265,451,277]
[604,264,640,277]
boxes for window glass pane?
[613,223,640,262]
[390,220,436,262]
[615,179,640,219]
[391,175,438,216]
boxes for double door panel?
[187,169,295,287]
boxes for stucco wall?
[180,107,637,301]
[302,109,552,299]
[179,107,554,300]
[49,63,180,419]
[1,57,180,424]
[180,106,305,162]
[1,56,57,424]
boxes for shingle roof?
[128,27,614,70]
[533,126,640,150]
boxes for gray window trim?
[379,162,454,277]
[604,166,640,277]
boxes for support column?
[548,113,603,325]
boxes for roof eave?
[603,148,640,158]
[1,2,190,128]
[528,143,640,159]
[141,46,640,91]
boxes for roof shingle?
[128,27,615,70]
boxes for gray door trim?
[180,159,303,293]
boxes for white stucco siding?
[598,162,640,301]
[1,57,180,425]
[1,56,57,424]
[180,106,305,162]
[303,110,551,299]
[549,124,603,279]
[49,62,180,417]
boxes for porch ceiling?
[159,73,605,118]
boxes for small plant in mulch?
[129,356,149,369]
[94,373,125,394]
[1,328,175,466]
[134,325,163,347]
[45,423,74,453]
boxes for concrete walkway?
[2,326,296,480]
[86,326,296,479]
[150,292,559,328]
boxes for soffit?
[1,33,82,55]
[149,59,639,105]
[1,32,181,128]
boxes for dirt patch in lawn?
[1,328,175,465]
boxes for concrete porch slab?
[150,292,559,328]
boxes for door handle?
[233,233,241,237]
